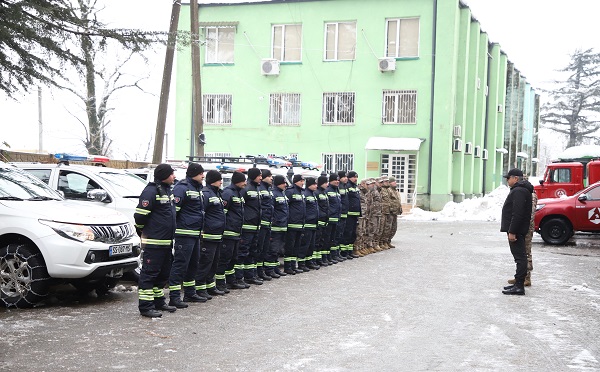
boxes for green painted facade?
[174,0,539,211]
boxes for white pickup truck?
[0,163,141,307]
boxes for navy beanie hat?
[206,170,222,185]
[347,171,358,178]
[248,167,262,181]
[306,177,317,187]
[231,171,246,185]
[273,175,286,186]
[317,176,328,187]
[293,174,304,184]
[186,162,204,178]
[154,164,175,181]
[261,169,272,178]
[337,170,347,179]
[329,173,339,182]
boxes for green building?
[174,0,539,211]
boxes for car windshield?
[96,171,147,197]
[0,167,62,200]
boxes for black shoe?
[140,309,162,318]
[155,303,177,312]
[274,268,287,276]
[216,285,230,294]
[168,298,189,309]
[350,253,360,259]
[503,284,515,290]
[208,287,226,296]
[183,294,208,303]
[228,281,247,290]
[284,268,296,275]
[337,255,347,261]
[196,290,213,300]
[237,279,251,288]
[245,277,264,285]
[267,271,280,279]
[258,271,273,281]
[318,260,329,267]
[294,267,304,274]
[502,286,525,295]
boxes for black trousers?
[265,231,285,272]
[257,226,271,271]
[284,229,303,268]
[239,230,258,279]
[138,247,172,311]
[343,215,358,248]
[168,237,200,298]
[509,233,527,286]
[299,228,316,262]
[196,240,220,290]
[217,238,239,284]
[336,217,346,252]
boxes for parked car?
[14,162,147,225]
[535,181,600,244]
[0,162,141,307]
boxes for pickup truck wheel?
[540,218,573,245]
[0,244,50,308]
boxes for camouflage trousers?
[525,229,534,273]
[379,214,395,244]
[368,215,381,246]
[355,217,367,250]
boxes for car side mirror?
[539,180,544,185]
[578,193,588,202]
[88,189,109,202]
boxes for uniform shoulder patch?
[142,200,149,207]
[174,196,181,204]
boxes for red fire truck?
[534,159,600,199]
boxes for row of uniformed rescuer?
[134,163,369,318]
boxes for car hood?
[0,199,129,225]
[538,195,574,205]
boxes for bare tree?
[541,48,600,147]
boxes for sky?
[2,0,599,164]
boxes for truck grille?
[90,223,135,243]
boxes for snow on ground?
[404,185,510,222]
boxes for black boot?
[227,280,247,290]
[258,270,273,281]
[502,285,525,295]
[155,302,177,312]
[266,270,280,279]
[196,289,213,300]
[207,287,226,296]
[183,293,208,303]
[216,284,230,294]
[168,297,189,309]
[274,267,287,276]
[140,309,162,318]
[245,276,264,285]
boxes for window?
[22,169,52,184]
[322,92,355,125]
[203,94,232,126]
[205,27,235,64]
[58,171,101,200]
[550,168,571,183]
[385,18,419,58]
[270,93,301,126]
[272,24,302,62]
[322,153,354,173]
[586,185,600,200]
[382,90,417,124]
[324,22,356,61]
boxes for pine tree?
[0,0,164,98]
[541,48,600,147]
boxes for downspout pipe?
[482,48,492,196]
[427,0,438,201]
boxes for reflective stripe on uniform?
[175,228,200,236]
[141,238,172,246]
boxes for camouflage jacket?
[389,187,402,215]
[368,186,382,217]
[380,185,392,214]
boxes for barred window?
[322,92,355,125]
[203,94,232,126]
[272,24,302,62]
[385,18,420,58]
[382,90,417,124]
[322,153,354,173]
[324,22,356,61]
[205,27,235,64]
[270,93,301,126]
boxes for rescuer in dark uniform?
[134,164,177,318]
[343,171,361,259]
[257,169,274,281]
[238,167,263,285]
[265,175,288,278]
[284,174,306,275]
[299,177,320,271]
[314,175,329,267]
[325,173,342,264]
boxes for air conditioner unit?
[474,145,481,158]
[453,125,462,137]
[378,58,396,72]
[261,59,280,76]
[476,78,481,90]
[452,138,462,152]
[482,149,489,160]
[465,142,473,155]
[497,104,504,113]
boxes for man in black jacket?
[500,168,533,295]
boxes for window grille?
[385,18,420,58]
[322,92,355,125]
[269,93,301,126]
[324,22,356,61]
[382,90,417,124]
[272,24,302,62]
[203,94,232,126]
[205,27,235,64]
[321,153,354,173]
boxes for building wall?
[174,0,536,210]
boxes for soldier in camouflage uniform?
[508,187,537,287]
[367,178,383,252]
[387,176,403,248]
[355,178,369,256]
[379,177,393,250]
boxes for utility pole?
[190,0,204,157]
[152,0,181,164]
[38,86,43,153]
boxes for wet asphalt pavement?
[1,220,599,371]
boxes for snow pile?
[404,185,510,221]
[557,145,600,160]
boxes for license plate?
[109,244,133,257]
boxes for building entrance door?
[381,154,416,204]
